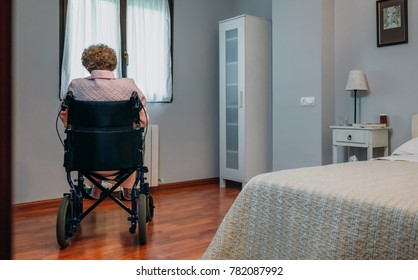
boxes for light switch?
[301,97,315,106]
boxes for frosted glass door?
[219,15,270,187]
[225,28,239,170]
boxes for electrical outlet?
[301,97,315,106]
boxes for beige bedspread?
[202,160,418,259]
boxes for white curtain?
[60,0,121,98]
[127,0,172,102]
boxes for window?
[60,0,173,102]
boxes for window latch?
[124,50,129,66]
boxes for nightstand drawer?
[334,129,366,144]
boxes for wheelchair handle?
[131,91,143,111]
[61,91,74,111]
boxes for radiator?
[143,125,159,187]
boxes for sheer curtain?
[60,0,121,98]
[127,0,172,102]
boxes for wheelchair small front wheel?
[56,195,73,248]
[137,193,147,245]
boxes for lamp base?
[353,90,357,124]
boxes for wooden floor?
[12,182,241,260]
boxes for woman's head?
[81,44,117,73]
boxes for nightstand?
[330,126,390,163]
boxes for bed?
[202,118,418,260]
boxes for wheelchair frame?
[56,92,154,248]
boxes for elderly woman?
[60,43,148,200]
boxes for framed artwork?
[376,0,408,47]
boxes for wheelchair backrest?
[63,92,143,172]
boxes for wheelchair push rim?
[146,194,154,222]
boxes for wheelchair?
[56,91,154,248]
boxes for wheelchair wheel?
[137,193,147,245]
[56,195,73,248]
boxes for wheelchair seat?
[56,91,154,248]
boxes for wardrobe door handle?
[347,135,352,141]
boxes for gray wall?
[334,0,418,155]
[13,0,64,203]
[232,0,272,20]
[12,0,271,203]
[272,0,418,170]
[272,0,335,170]
[144,0,233,184]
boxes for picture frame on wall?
[376,0,408,47]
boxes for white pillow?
[392,137,418,155]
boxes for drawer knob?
[347,135,352,140]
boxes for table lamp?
[345,70,369,124]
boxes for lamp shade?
[345,70,368,91]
